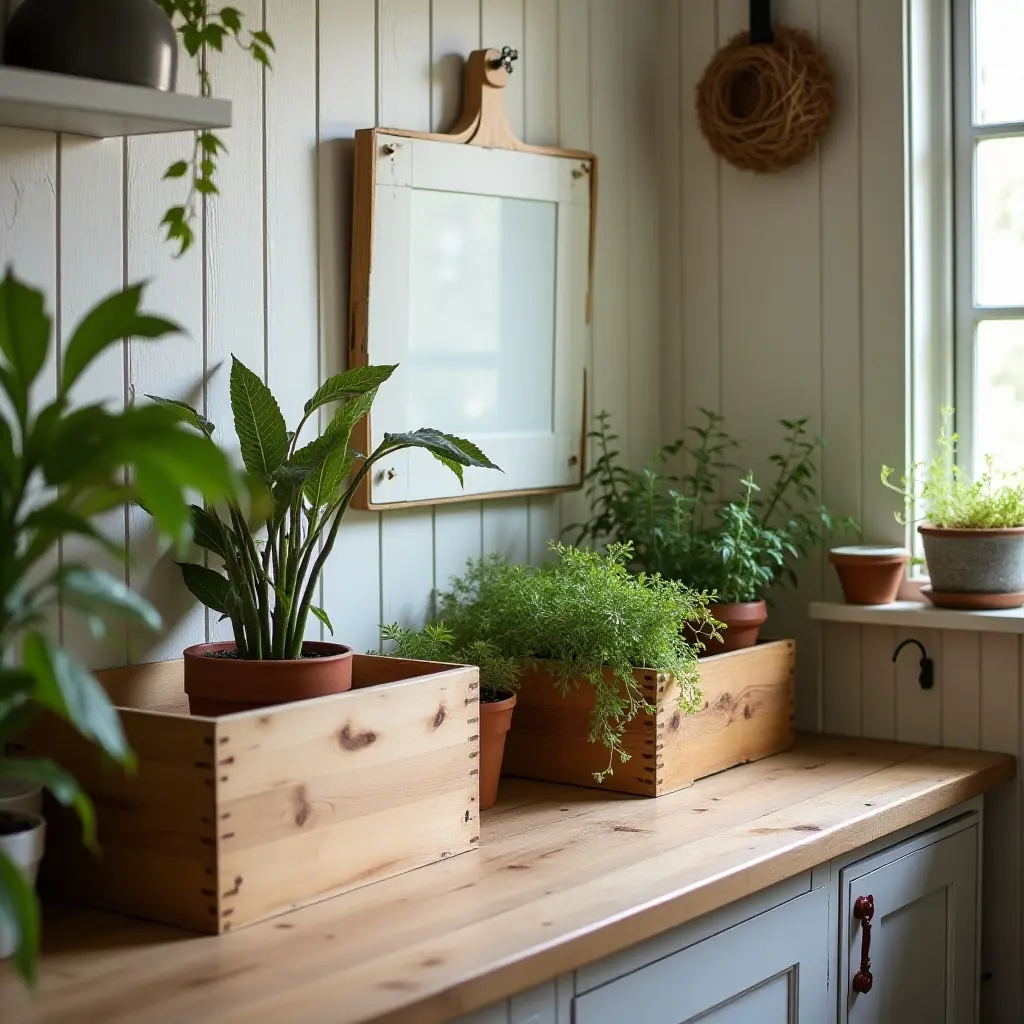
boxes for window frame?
[952,0,1024,478]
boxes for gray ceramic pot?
[4,0,178,92]
[919,524,1024,594]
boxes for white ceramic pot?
[0,777,43,816]
[0,810,46,960]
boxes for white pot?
[0,777,43,816]
[0,810,46,960]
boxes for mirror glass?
[407,189,557,434]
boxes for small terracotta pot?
[829,546,910,605]
[479,692,516,811]
[706,600,768,654]
[183,641,354,716]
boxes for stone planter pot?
[4,0,178,91]
[0,810,45,960]
[918,524,1024,603]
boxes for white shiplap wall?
[0,0,666,667]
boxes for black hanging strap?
[750,0,773,44]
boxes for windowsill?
[809,600,1024,635]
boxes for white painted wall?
[0,0,666,668]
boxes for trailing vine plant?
[155,2,275,254]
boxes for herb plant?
[572,411,849,604]
[428,542,714,780]
[163,360,498,660]
[0,271,237,982]
[882,409,1024,529]
[378,623,519,702]
[155,2,275,254]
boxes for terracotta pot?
[829,545,910,605]
[479,692,516,811]
[706,600,768,654]
[183,641,354,716]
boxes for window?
[955,0,1024,473]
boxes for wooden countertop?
[2,735,1014,1024]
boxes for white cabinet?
[839,822,979,1024]
[572,888,829,1024]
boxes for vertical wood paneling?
[894,626,941,744]
[319,0,382,655]
[205,0,265,643]
[125,56,205,664]
[860,625,896,740]
[939,630,981,748]
[822,623,861,736]
[57,136,126,669]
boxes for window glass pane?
[974,0,1024,125]
[976,137,1024,306]
[976,320,1024,471]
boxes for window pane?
[976,137,1024,306]
[976,320,1024,471]
[975,0,1024,125]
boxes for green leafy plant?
[882,409,1024,529]
[0,270,237,982]
[572,411,851,604]
[421,542,714,780]
[378,622,519,703]
[163,360,499,660]
[155,2,275,254]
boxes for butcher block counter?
[1,735,1014,1024]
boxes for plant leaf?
[0,849,39,984]
[62,284,181,394]
[302,364,396,417]
[57,566,162,631]
[380,428,501,484]
[0,271,49,416]
[190,505,230,560]
[0,758,96,850]
[176,562,236,617]
[229,355,288,478]
[144,395,214,437]
[22,506,126,562]
[22,632,133,767]
[310,605,334,635]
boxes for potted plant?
[160,359,498,715]
[413,542,715,784]
[882,410,1024,609]
[379,623,518,810]
[572,411,851,651]
[0,270,237,980]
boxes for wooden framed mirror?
[348,47,596,510]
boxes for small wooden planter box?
[502,639,795,797]
[10,655,479,934]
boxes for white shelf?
[809,600,1024,635]
[0,66,231,138]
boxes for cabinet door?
[840,825,978,1024]
[573,888,829,1024]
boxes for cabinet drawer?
[573,888,829,1024]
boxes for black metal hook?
[892,638,934,691]
[490,46,519,75]
[750,0,773,44]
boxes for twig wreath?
[696,3,836,174]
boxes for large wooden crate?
[10,655,479,934]
[502,639,795,796]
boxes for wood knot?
[743,704,752,719]
[222,876,243,897]
[669,711,681,731]
[293,785,312,827]
[338,724,377,751]
[432,705,447,729]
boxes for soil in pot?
[183,641,354,716]
[829,545,910,605]
[918,524,1024,606]
[0,809,46,960]
[5,0,179,91]
[706,601,768,654]
[480,692,516,811]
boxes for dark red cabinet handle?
[853,894,875,994]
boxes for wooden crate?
[10,655,479,934]
[502,639,796,797]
